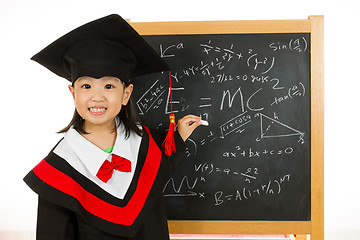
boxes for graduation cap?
[31,14,170,82]
[32,14,176,156]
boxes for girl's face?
[68,76,133,131]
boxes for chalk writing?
[224,146,295,158]
[163,176,200,197]
[214,174,291,205]
[160,43,184,58]
[220,111,251,138]
[194,163,262,184]
[256,113,305,143]
[247,54,275,74]
[220,87,264,112]
[136,79,165,115]
[269,37,308,53]
[133,33,310,220]
[271,82,306,106]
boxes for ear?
[68,85,75,100]
[122,84,133,106]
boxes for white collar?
[63,120,141,177]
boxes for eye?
[81,84,91,89]
[105,84,114,89]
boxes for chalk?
[200,120,209,126]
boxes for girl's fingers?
[177,115,202,141]
[179,115,201,126]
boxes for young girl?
[24,14,201,239]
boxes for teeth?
[90,108,106,113]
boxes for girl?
[24,14,201,239]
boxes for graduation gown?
[24,126,186,239]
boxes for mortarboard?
[31,14,176,156]
[31,14,170,83]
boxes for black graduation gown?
[24,126,186,240]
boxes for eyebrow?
[76,76,123,84]
[101,77,122,82]
[76,77,94,83]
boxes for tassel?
[162,113,176,156]
[162,71,176,156]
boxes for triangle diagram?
[260,113,304,139]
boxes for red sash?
[33,126,161,225]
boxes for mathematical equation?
[195,163,260,183]
[214,173,291,205]
[137,34,310,211]
[163,169,292,205]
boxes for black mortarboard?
[31,14,170,83]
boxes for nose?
[91,88,105,102]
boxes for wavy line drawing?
[163,176,198,197]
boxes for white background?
[0,0,358,239]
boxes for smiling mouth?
[89,107,106,113]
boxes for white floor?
[4,231,360,240]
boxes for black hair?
[58,80,143,139]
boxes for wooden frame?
[130,15,324,240]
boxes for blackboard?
[132,33,311,221]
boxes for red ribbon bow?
[96,155,131,183]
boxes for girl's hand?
[177,115,202,142]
